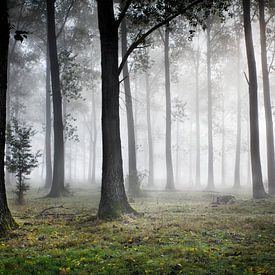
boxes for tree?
[97,0,208,218]
[233,18,242,189]
[46,0,65,197]
[6,119,41,204]
[164,23,175,190]
[120,2,140,197]
[259,0,275,194]
[145,69,154,186]
[206,16,214,190]
[242,0,267,199]
[44,45,52,189]
[0,0,17,233]
[97,0,135,218]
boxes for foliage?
[6,119,41,204]
[0,190,274,274]
[59,49,82,102]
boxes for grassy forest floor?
[0,187,275,274]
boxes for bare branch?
[56,0,76,39]
[118,0,205,75]
[243,71,249,86]
[158,28,165,44]
[116,0,132,28]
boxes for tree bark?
[145,70,154,187]
[120,8,140,197]
[234,35,241,189]
[44,46,52,189]
[0,0,17,233]
[206,17,214,190]
[46,0,65,197]
[243,0,266,198]
[97,0,134,218]
[164,24,175,190]
[259,0,275,194]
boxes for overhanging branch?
[118,0,205,75]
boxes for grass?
[0,187,275,274]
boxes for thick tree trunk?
[195,51,201,187]
[46,0,65,197]
[145,70,154,187]
[44,46,52,189]
[234,36,241,189]
[243,0,266,198]
[97,0,134,218]
[0,0,17,233]
[206,18,214,190]
[259,0,275,194]
[121,10,140,197]
[164,24,175,190]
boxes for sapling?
[6,119,41,204]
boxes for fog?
[8,5,274,193]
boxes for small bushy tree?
[6,119,41,204]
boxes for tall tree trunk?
[259,0,275,194]
[176,120,179,185]
[221,95,225,186]
[91,91,97,186]
[44,46,52,189]
[234,36,241,189]
[46,0,65,197]
[164,24,175,190]
[145,70,154,187]
[97,0,134,218]
[0,0,17,233]
[82,130,86,183]
[206,17,214,190]
[195,50,201,187]
[120,8,140,197]
[243,0,266,198]
[69,140,72,182]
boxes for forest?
[0,0,275,274]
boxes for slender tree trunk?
[243,0,266,198]
[195,51,201,187]
[221,96,225,186]
[145,70,154,187]
[189,118,193,186]
[0,0,17,233]
[5,43,16,187]
[46,0,65,197]
[88,134,92,183]
[176,120,179,185]
[164,24,175,190]
[259,0,275,194]
[97,0,134,218]
[121,8,140,196]
[234,36,241,189]
[91,91,97,186]
[247,117,251,185]
[206,18,214,190]
[44,46,52,189]
[82,131,86,183]
[69,140,72,182]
